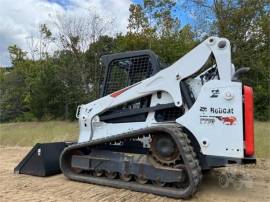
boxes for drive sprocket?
[150,133,180,166]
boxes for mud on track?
[0,146,269,202]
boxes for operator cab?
[100,50,165,97]
[98,50,190,123]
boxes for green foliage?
[29,62,64,119]
[0,0,268,122]
[212,0,270,120]
[128,4,149,33]
[118,0,197,63]
[8,45,27,65]
[183,0,269,120]
[14,112,37,122]
[0,67,27,122]
[85,35,118,97]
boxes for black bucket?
[14,142,70,176]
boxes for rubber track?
[60,124,202,199]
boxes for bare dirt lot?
[0,146,269,202]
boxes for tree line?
[0,0,269,122]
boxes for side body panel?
[89,80,244,159]
[177,80,244,158]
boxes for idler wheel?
[120,174,133,182]
[105,171,118,179]
[93,170,104,177]
[152,180,166,187]
[135,176,148,184]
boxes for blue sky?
[48,0,71,9]
[132,0,194,27]
[0,0,196,67]
[49,0,194,27]
[0,0,131,66]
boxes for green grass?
[0,121,269,158]
[0,121,78,146]
[254,121,270,158]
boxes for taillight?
[244,86,254,156]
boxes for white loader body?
[77,37,246,159]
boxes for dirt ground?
[0,146,269,202]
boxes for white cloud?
[0,0,131,66]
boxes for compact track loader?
[15,37,255,199]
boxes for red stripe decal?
[110,86,133,97]
[110,82,140,98]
